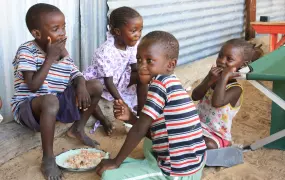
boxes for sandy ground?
[1,80,285,180]
[2,36,285,180]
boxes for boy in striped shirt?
[96,31,206,180]
[11,3,103,180]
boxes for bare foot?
[100,118,115,136]
[67,124,100,147]
[41,157,62,180]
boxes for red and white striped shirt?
[142,74,206,176]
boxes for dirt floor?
[1,80,285,180]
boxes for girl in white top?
[192,39,262,149]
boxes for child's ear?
[31,29,41,40]
[167,58,177,72]
[114,28,121,36]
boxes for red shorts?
[202,127,231,148]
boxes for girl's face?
[216,44,244,71]
[117,16,143,47]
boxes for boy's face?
[137,40,177,84]
[34,11,66,46]
[118,17,143,47]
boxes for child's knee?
[87,79,103,97]
[204,137,218,149]
[41,94,60,115]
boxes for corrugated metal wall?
[256,0,285,21]
[0,0,107,122]
[80,0,107,70]
[107,0,246,65]
[1,0,284,122]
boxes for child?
[95,31,206,180]
[11,3,103,180]
[83,7,147,135]
[191,39,262,149]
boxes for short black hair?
[140,31,179,60]
[109,6,141,33]
[223,38,262,65]
[26,3,61,32]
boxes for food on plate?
[65,150,105,169]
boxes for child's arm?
[114,99,152,139]
[96,78,166,176]
[212,67,242,107]
[192,66,223,101]
[104,77,123,100]
[95,112,152,176]
[114,99,137,125]
[23,37,66,92]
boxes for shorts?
[18,86,80,132]
[202,127,231,148]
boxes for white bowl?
[55,148,109,172]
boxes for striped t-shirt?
[11,41,83,123]
[142,74,206,176]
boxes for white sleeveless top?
[196,82,243,141]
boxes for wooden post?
[245,0,256,40]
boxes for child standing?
[83,7,147,135]
[192,39,261,149]
[95,31,206,180]
[11,3,103,180]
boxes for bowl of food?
[123,123,133,133]
[55,148,109,172]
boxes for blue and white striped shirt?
[11,41,82,122]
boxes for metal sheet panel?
[257,0,285,22]
[107,0,245,65]
[80,0,107,70]
[0,0,107,122]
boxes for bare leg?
[67,80,103,147]
[129,71,148,116]
[31,95,62,180]
[204,136,219,149]
[92,105,114,136]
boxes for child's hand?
[46,36,67,63]
[208,65,223,84]
[113,99,131,121]
[221,67,240,80]
[75,86,91,111]
[95,159,119,177]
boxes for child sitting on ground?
[191,39,262,149]
[95,31,206,180]
[11,3,103,180]
[83,7,147,135]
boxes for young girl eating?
[192,39,262,149]
[83,7,147,135]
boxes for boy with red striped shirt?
[96,31,206,180]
